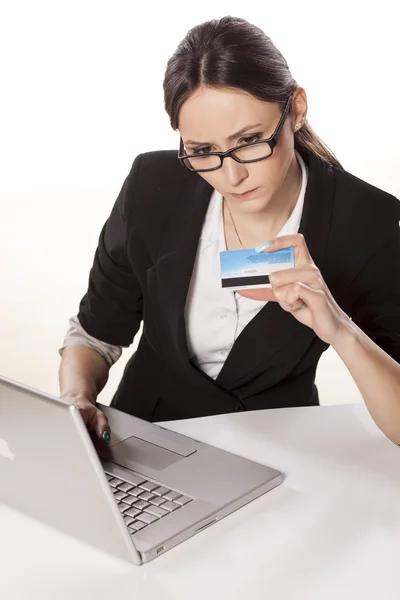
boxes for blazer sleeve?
[77,154,144,347]
[350,226,400,363]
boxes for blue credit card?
[220,246,295,290]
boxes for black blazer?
[77,150,400,422]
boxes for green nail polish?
[102,431,111,444]
[255,241,272,253]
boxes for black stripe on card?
[221,275,270,288]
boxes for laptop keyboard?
[105,472,192,535]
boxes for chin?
[235,195,271,212]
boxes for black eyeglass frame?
[178,95,293,172]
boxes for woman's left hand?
[237,234,350,345]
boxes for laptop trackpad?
[110,436,184,472]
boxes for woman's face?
[178,86,306,213]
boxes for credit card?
[220,246,295,291]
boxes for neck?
[264,153,303,225]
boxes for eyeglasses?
[178,95,292,173]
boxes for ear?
[291,87,308,131]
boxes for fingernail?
[294,303,307,310]
[255,241,272,253]
[102,431,111,444]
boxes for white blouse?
[184,152,308,379]
[60,153,308,375]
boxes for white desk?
[1,403,400,600]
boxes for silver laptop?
[0,375,283,564]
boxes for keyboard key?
[105,473,114,481]
[139,482,159,493]
[127,474,147,487]
[144,505,169,518]
[136,512,158,525]
[132,500,150,511]
[129,487,144,497]
[152,486,170,497]
[109,477,124,488]
[149,497,167,507]
[174,495,192,506]
[125,507,141,518]
[137,492,155,502]
[130,520,146,532]
[118,502,131,514]
[123,495,141,506]
[118,482,133,493]
[163,491,181,502]
[161,501,180,512]
[123,516,135,527]
[114,491,128,501]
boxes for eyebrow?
[184,123,264,146]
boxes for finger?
[256,234,313,266]
[273,283,305,312]
[236,267,321,303]
[89,409,111,441]
[75,402,96,428]
[236,286,276,302]
[269,265,324,290]
[284,281,325,310]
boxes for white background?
[1,0,399,405]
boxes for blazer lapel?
[146,170,242,405]
[215,153,336,392]
[146,172,212,367]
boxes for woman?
[59,16,400,444]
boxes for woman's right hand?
[62,394,111,443]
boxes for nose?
[221,156,249,188]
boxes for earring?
[295,116,306,131]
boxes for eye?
[191,145,212,155]
[190,132,263,155]
[239,133,263,145]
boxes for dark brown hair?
[163,16,341,168]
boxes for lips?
[231,187,258,199]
